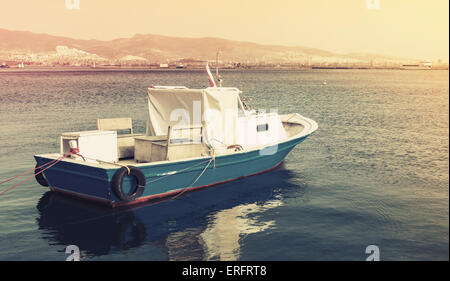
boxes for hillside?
[0,28,413,65]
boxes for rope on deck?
[80,156,131,175]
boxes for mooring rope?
[0,147,216,201]
[0,157,62,185]
[0,152,73,196]
[169,157,214,201]
[146,158,211,184]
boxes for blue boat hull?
[34,135,308,207]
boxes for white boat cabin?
[145,86,286,155]
[59,86,309,165]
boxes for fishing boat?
[33,65,318,207]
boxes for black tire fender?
[111,166,146,202]
[35,164,49,187]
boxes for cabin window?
[257,124,269,132]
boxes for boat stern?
[34,154,116,205]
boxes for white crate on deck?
[60,130,118,163]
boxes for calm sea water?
[0,69,448,261]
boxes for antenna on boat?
[205,50,222,88]
[216,50,222,87]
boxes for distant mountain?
[0,28,413,64]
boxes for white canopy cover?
[146,87,242,147]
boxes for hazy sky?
[0,0,448,60]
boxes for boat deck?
[36,113,315,170]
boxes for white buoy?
[69,140,82,160]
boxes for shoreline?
[1,65,448,72]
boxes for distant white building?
[55,45,89,56]
[422,61,433,68]
[56,45,69,54]
[119,55,148,62]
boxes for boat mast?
[216,50,222,87]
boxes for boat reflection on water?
[36,165,303,260]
